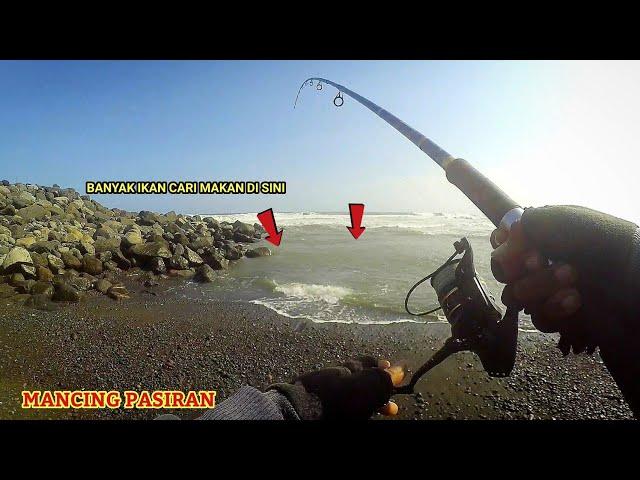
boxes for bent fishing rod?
[296,77,522,392]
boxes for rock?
[18,263,36,278]
[30,240,60,255]
[24,293,58,311]
[16,204,48,220]
[168,269,196,279]
[82,255,103,275]
[36,265,54,281]
[47,254,66,273]
[184,247,204,266]
[246,247,272,258]
[190,236,213,250]
[130,241,172,259]
[174,233,189,246]
[62,228,84,243]
[233,232,255,243]
[203,252,229,270]
[79,241,96,255]
[94,237,121,253]
[1,246,33,273]
[9,273,25,286]
[31,281,54,297]
[111,250,132,270]
[233,220,255,237]
[195,264,216,283]
[14,191,36,207]
[167,255,189,270]
[30,252,48,268]
[52,282,81,302]
[170,243,184,257]
[61,251,82,270]
[205,217,219,228]
[121,230,143,248]
[15,236,37,248]
[95,279,112,294]
[107,285,129,300]
[0,283,16,298]
[94,226,117,239]
[149,257,167,274]
[68,276,93,291]
[224,245,244,261]
[139,211,164,226]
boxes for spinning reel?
[395,237,519,394]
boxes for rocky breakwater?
[0,181,270,310]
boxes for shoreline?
[0,273,632,420]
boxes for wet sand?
[0,273,633,420]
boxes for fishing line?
[404,250,458,316]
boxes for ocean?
[181,212,534,329]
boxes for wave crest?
[273,282,353,304]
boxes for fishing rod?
[295,78,524,232]
[296,77,521,392]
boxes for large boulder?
[94,237,122,253]
[47,254,66,273]
[234,232,255,243]
[36,265,54,281]
[52,282,81,302]
[233,221,255,237]
[107,285,129,300]
[16,236,37,248]
[16,204,48,221]
[30,240,60,255]
[95,279,112,294]
[184,247,204,266]
[31,281,54,297]
[203,251,229,270]
[167,255,189,270]
[138,211,164,226]
[121,230,143,248]
[149,257,167,275]
[1,246,33,274]
[190,236,213,250]
[111,250,132,270]
[13,191,36,208]
[245,247,272,258]
[82,255,103,275]
[195,264,216,283]
[130,241,172,259]
[62,228,84,243]
[61,251,82,270]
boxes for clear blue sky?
[1,60,638,221]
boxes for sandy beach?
[0,273,632,420]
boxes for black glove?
[268,356,393,420]
[499,205,640,415]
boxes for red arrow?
[347,203,366,240]
[257,208,283,246]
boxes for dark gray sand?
[0,275,633,420]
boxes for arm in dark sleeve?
[196,386,300,420]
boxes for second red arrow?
[347,203,366,240]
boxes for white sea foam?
[273,282,352,304]
[200,212,493,238]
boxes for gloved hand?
[491,205,640,415]
[268,356,404,420]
